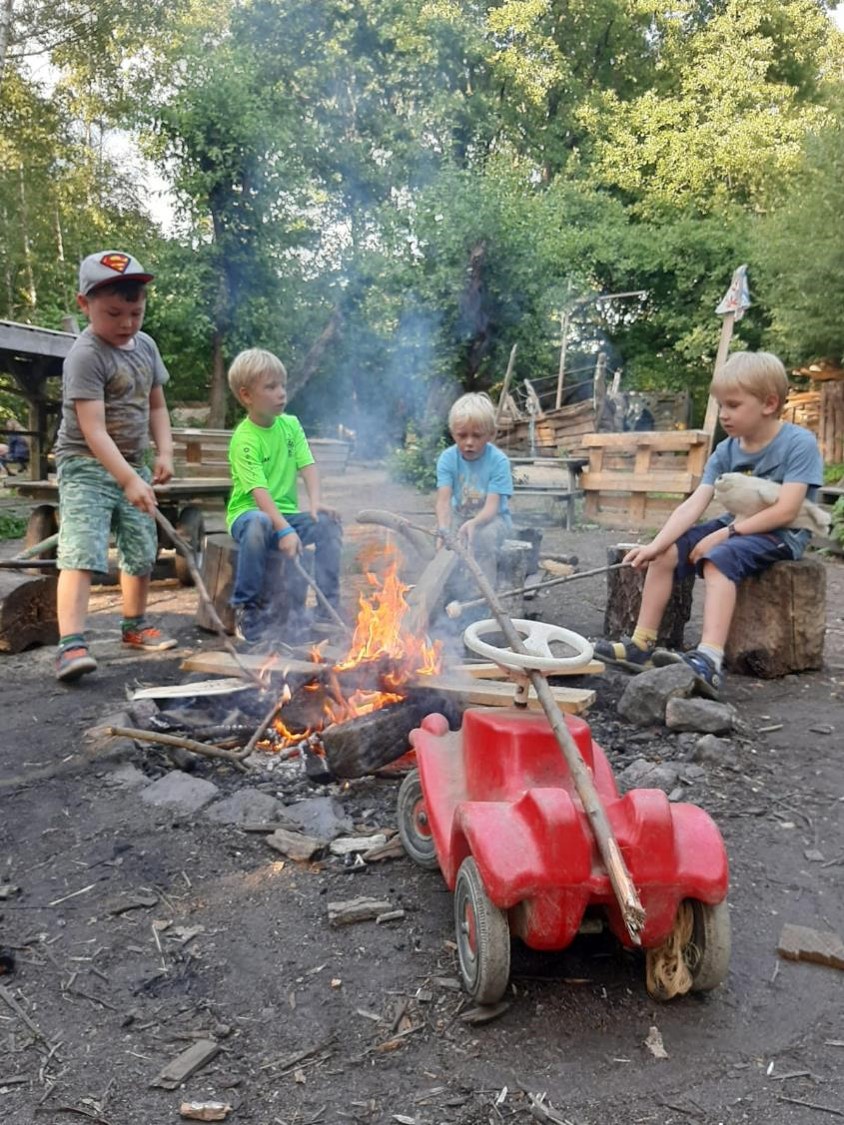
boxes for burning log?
[320,696,437,778]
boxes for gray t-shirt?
[54,327,169,467]
[702,421,824,557]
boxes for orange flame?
[264,554,441,751]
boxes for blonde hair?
[227,348,287,399]
[448,392,497,436]
[711,351,788,411]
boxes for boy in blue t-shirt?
[595,351,824,698]
[435,392,513,585]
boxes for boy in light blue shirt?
[435,392,513,586]
[595,351,823,698]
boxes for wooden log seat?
[0,571,58,652]
[725,558,826,678]
[197,532,293,635]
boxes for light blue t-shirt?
[702,422,823,557]
[436,442,513,518]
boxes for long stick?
[236,690,288,761]
[446,561,630,618]
[291,556,352,635]
[439,526,646,943]
[152,508,261,686]
[106,725,250,773]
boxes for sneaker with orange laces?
[121,618,178,651]
[56,640,98,683]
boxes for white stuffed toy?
[714,473,831,536]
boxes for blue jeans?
[229,510,342,614]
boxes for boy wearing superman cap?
[52,250,177,682]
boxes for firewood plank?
[179,651,594,713]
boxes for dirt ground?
[1,465,842,1125]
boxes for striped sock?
[697,643,724,671]
[59,634,86,649]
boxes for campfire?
[259,556,444,772]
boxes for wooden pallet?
[580,430,709,529]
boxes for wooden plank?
[580,470,696,493]
[179,651,595,714]
[181,649,325,678]
[459,659,605,679]
[580,430,708,450]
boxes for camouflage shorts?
[57,457,158,576]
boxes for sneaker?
[56,643,97,683]
[652,648,723,700]
[593,635,654,673]
[121,620,178,651]
[234,604,265,645]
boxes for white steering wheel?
[463,618,594,673]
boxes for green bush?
[823,462,844,486]
[830,496,844,549]
[0,513,27,540]
[387,425,447,493]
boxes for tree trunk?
[0,572,59,652]
[603,545,694,650]
[287,306,344,399]
[0,0,13,77]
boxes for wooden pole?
[494,344,519,427]
[702,310,736,454]
[438,526,646,943]
[291,556,351,635]
[445,561,630,618]
[555,309,571,410]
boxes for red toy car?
[398,707,730,1004]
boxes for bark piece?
[151,1039,220,1089]
[777,923,844,970]
[180,1103,231,1121]
[327,897,393,926]
[265,828,323,861]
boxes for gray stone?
[140,771,220,813]
[668,787,685,803]
[617,664,696,727]
[665,697,737,735]
[679,763,706,783]
[281,796,353,842]
[692,733,740,770]
[106,763,148,789]
[205,788,282,825]
[616,757,680,794]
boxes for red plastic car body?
[408,708,729,953]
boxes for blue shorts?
[57,457,158,576]
[674,517,794,585]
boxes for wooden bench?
[509,456,587,531]
[171,429,353,479]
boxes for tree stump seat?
[725,557,826,678]
[603,547,826,679]
[197,532,295,634]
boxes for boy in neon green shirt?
[226,348,342,643]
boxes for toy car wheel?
[454,857,511,1005]
[687,898,731,992]
[173,506,206,586]
[397,770,439,870]
[646,898,731,999]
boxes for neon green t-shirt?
[226,414,315,530]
